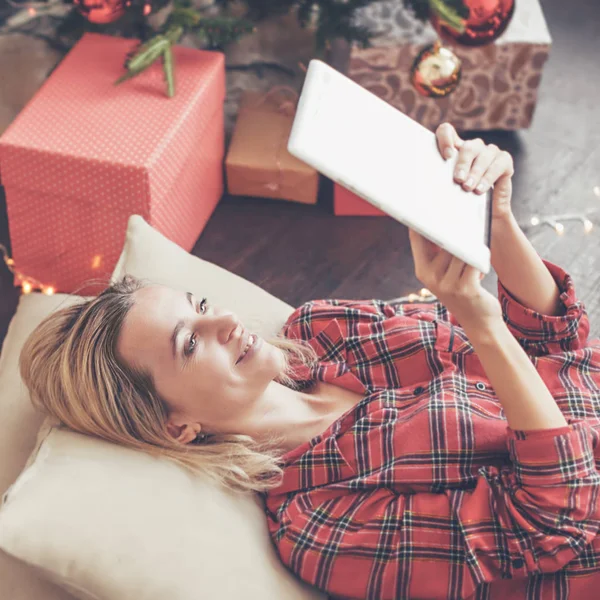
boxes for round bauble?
[74,0,126,24]
[410,41,462,98]
[430,0,516,47]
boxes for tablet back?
[288,59,491,274]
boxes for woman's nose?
[195,310,240,344]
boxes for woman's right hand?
[408,229,502,330]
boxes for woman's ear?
[166,419,202,444]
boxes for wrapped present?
[334,183,385,216]
[225,88,319,205]
[0,33,225,293]
[333,0,551,133]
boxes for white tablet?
[287,59,492,274]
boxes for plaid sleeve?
[270,419,600,599]
[498,260,590,355]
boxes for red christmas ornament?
[74,0,126,24]
[430,0,516,47]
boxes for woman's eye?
[186,334,197,356]
[197,298,208,314]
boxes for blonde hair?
[19,276,318,493]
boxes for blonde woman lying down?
[21,123,600,599]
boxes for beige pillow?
[0,292,82,600]
[0,215,324,600]
[111,214,293,339]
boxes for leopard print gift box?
[335,0,551,132]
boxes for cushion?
[0,215,325,600]
[0,293,81,600]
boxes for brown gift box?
[225,90,319,204]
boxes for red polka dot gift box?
[0,33,225,294]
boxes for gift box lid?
[0,33,225,204]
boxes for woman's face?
[117,285,285,434]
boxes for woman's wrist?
[491,210,517,236]
[459,314,507,344]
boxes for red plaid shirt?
[263,261,600,600]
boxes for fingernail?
[444,148,454,160]
[476,182,487,193]
[465,177,474,189]
[456,169,466,181]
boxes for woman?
[21,123,600,600]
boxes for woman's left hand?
[435,122,514,222]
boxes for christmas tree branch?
[1,0,70,32]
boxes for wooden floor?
[1,0,599,349]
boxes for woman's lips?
[236,334,260,365]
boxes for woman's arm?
[435,123,563,316]
[461,315,567,430]
[409,229,567,431]
[270,419,600,598]
[491,213,563,316]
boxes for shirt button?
[475,382,486,391]
[413,386,425,395]
[512,558,524,569]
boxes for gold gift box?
[225,90,319,205]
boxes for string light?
[0,243,56,296]
[1,186,598,298]
[554,222,565,235]
[523,210,598,236]
[391,288,437,304]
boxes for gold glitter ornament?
[410,40,462,98]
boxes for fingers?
[430,246,454,282]
[410,228,486,299]
[464,144,498,192]
[460,264,482,289]
[409,229,439,281]
[425,251,481,294]
[453,138,486,186]
[475,150,515,195]
[439,255,467,288]
[435,122,463,161]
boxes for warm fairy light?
[555,222,565,235]
[27,6,36,16]
[420,288,432,297]
[584,219,594,234]
[143,3,151,15]
[530,216,540,226]
[1,243,55,296]
[408,293,420,302]
[91,254,102,269]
